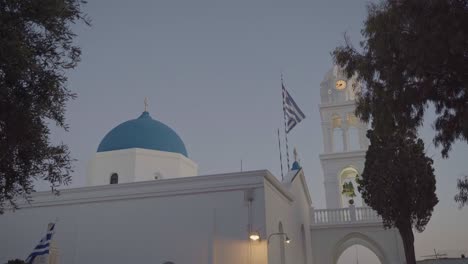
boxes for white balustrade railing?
[312,206,381,225]
[354,206,380,222]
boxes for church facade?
[0,67,406,264]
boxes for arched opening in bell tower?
[332,114,344,152]
[339,166,363,207]
[346,113,361,151]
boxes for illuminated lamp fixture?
[249,231,261,241]
[267,232,291,244]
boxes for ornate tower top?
[320,65,360,105]
[319,66,367,154]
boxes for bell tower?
[319,65,369,208]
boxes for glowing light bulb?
[249,231,260,241]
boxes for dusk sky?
[46,0,468,262]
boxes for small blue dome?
[97,111,188,157]
[291,161,301,171]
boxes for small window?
[154,171,162,180]
[110,173,118,184]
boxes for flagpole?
[277,128,284,180]
[281,75,290,170]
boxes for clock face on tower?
[335,80,347,90]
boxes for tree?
[0,0,90,213]
[358,128,438,264]
[455,176,468,208]
[333,0,468,158]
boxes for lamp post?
[248,231,291,244]
[267,232,290,244]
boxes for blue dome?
[97,111,188,157]
[291,161,301,171]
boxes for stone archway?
[310,221,405,264]
[336,245,382,264]
[332,232,388,264]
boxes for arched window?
[333,128,344,152]
[279,222,286,264]
[110,173,118,184]
[154,171,162,180]
[332,114,344,152]
[347,113,360,151]
[347,127,360,151]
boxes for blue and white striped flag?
[25,223,55,264]
[282,83,305,133]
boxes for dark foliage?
[0,0,90,213]
[332,2,467,260]
[455,176,468,208]
[333,0,468,158]
[359,129,438,264]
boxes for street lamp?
[267,232,291,244]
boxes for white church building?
[0,67,406,264]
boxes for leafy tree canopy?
[0,0,89,213]
[359,129,438,264]
[333,0,468,158]
[332,0,460,262]
[360,130,438,231]
[455,176,468,208]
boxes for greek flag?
[25,223,55,264]
[282,83,305,133]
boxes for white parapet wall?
[0,171,270,264]
[312,205,381,226]
[310,205,406,264]
[87,148,198,186]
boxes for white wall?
[132,148,198,180]
[87,148,198,186]
[0,171,268,264]
[87,149,137,185]
[263,170,313,264]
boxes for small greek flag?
[282,83,305,133]
[25,223,55,264]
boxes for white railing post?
[310,206,315,224]
[349,204,356,222]
[311,207,381,226]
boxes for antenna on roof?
[281,75,291,170]
[278,128,284,180]
[144,97,148,112]
[420,249,448,259]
